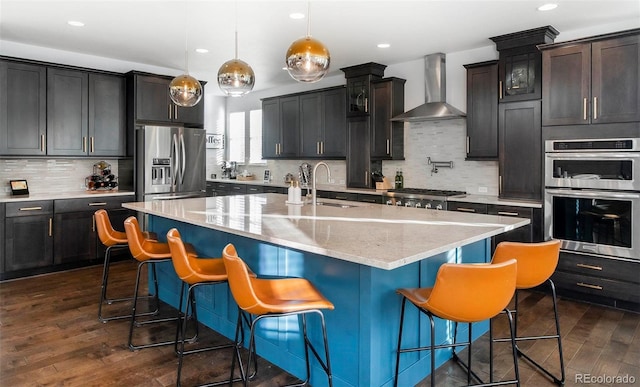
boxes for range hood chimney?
[391,53,466,122]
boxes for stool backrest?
[492,240,560,289]
[95,209,127,247]
[166,228,195,282]
[425,259,517,323]
[222,243,263,314]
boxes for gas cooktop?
[385,188,466,198]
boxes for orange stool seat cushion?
[491,240,560,289]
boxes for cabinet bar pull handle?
[499,81,503,99]
[457,208,476,213]
[365,170,369,185]
[19,206,42,211]
[83,136,87,153]
[88,202,108,206]
[92,214,96,232]
[576,263,603,271]
[466,136,470,154]
[49,218,53,237]
[593,97,598,120]
[499,176,502,193]
[583,98,588,121]
[386,139,390,155]
[90,137,95,153]
[335,196,348,200]
[174,105,178,120]
[577,282,602,290]
[168,104,173,120]
[321,141,324,154]
[40,134,45,152]
[497,211,519,216]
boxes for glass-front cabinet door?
[499,49,542,102]
[346,75,370,115]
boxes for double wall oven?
[544,138,639,260]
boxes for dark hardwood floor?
[1,260,638,386]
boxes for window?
[227,109,264,164]
[249,110,263,164]
[227,112,245,163]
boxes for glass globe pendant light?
[169,7,202,107]
[217,32,255,97]
[285,1,330,83]
[217,1,255,97]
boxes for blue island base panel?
[147,216,493,387]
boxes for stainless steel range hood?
[391,53,466,122]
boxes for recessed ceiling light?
[289,12,305,19]
[195,48,209,54]
[67,20,85,27]
[537,3,558,11]
[377,43,391,49]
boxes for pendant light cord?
[234,0,239,59]
[306,1,311,37]
[184,0,190,72]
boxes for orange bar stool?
[222,243,335,387]
[166,228,245,387]
[124,216,194,350]
[95,209,157,323]
[490,240,565,385]
[394,259,520,387]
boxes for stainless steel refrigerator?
[135,125,206,201]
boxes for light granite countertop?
[123,194,529,270]
[0,190,135,203]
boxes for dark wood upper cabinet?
[342,63,386,117]
[88,73,126,156]
[499,100,542,201]
[346,116,372,188]
[46,68,89,156]
[263,86,345,159]
[491,26,558,103]
[464,60,499,160]
[0,60,47,156]
[541,30,640,126]
[129,72,205,127]
[371,78,405,160]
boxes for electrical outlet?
[478,186,488,193]
[339,179,345,184]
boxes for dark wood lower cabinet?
[2,195,135,280]
[4,201,54,273]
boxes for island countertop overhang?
[123,194,530,270]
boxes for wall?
[0,159,121,198]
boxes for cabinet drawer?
[552,270,640,303]
[262,186,285,194]
[487,205,533,219]
[6,200,53,217]
[54,195,134,213]
[330,192,358,201]
[557,251,640,284]
[358,193,383,204]
[246,185,263,194]
[448,202,488,214]
[229,184,247,194]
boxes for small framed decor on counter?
[10,179,29,196]
[263,170,271,183]
[206,134,224,149]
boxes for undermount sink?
[316,201,355,208]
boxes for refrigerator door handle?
[172,133,180,189]
[180,133,186,185]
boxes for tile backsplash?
[0,159,121,198]
[213,119,499,195]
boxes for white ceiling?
[1,0,639,96]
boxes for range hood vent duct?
[391,53,466,122]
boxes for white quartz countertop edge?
[0,190,135,203]
[123,195,530,271]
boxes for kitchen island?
[123,194,529,387]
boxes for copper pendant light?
[218,1,255,97]
[169,2,203,107]
[285,1,330,83]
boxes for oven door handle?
[545,153,640,159]
[546,188,640,200]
